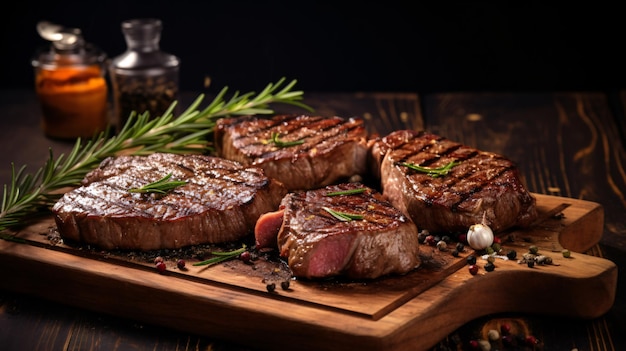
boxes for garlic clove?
[466,223,494,250]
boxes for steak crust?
[275,182,421,280]
[52,153,287,250]
[375,130,538,233]
[215,114,369,191]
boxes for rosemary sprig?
[0,78,313,232]
[192,244,247,266]
[325,187,367,196]
[263,132,305,147]
[321,206,364,221]
[401,160,459,178]
[128,173,187,194]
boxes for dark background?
[2,1,624,94]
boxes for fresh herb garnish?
[321,207,364,221]
[192,244,247,266]
[0,78,313,233]
[401,161,459,178]
[264,132,305,147]
[325,187,368,196]
[128,173,187,194]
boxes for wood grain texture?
[1,90,624,351]
[0,194,616,351]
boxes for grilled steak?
[374,130,538,233]
[255,182,421,280]
[52,153,287,250]
[215,114,369,191]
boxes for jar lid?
[32,21,107,69]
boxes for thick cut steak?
[215,114,369,191]
[374,130,538,233]
[255,183,421,280]
[53,153,287,250]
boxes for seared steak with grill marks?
[374,130,538,233]
[52,153,287,250]
[215,114,369,191]
[255,182,421,280]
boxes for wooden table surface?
[0,87,624,351]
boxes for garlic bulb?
[466,223,494,250]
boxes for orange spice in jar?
[32,21,110,139]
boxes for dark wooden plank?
[421,91,626,351]
[0,197,616,351]
[0,89,624,351]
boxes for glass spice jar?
[109,18,180,131]
[32,21,109,139]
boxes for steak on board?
[215,114,369,191]
[255,182,421,280]
[373,130,538,234]
[52,153,287,250]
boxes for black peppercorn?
[506,250,517,260]
[455,242,465,252]
[466,255,477,265]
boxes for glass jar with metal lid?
[32,21,109,139]
[109,18,180,130]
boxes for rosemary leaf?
[321,207,364,221]
[400,160,459,178]
[192,245,247,266]
[128,173,187,194]
[325,188,368,196]
[0,78,313,233]
[264,132,305,147]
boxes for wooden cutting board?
[0,193,617,351]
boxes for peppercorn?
[477,339,491,351]
[266,283,276,292]
[484,262,495,272]
[491,242,501,253]
[425,235,436,246]
[467,255,477,265]
[281,280,290,290]
[525,335,538,346]
[501,335,514,345]
[176,259,186,270]
[239,251,252,264]
[436,240,447,251]
[155,261,167,274]
[529,245,539,254]
[457,233,467,244]
[154,256,164,264]
[468,264,479,275]
[456,242,465,252]
[500,323,511,335]
[417,232,428,243]
[506,250,517,260]
[562,249,571,258]
[527,259,535,268]
[451,249,459,257]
